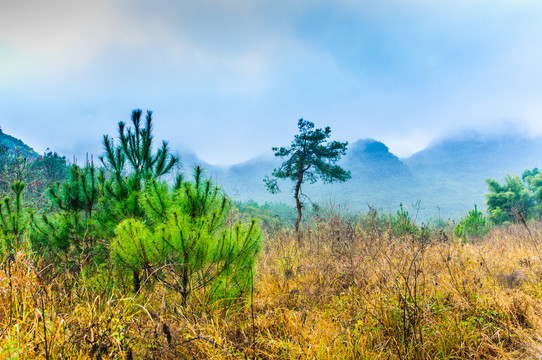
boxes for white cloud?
[1,0,542,164]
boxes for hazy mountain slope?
[206,138,421,214]
[6,127,542,221]
[0,130,38,159]
[319,139,420,212]
[200,133,542,221]
[404,134,542,218]
[177,149,211,172]
[209,155,287,202]
[405,134,542,177]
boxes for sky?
[1,0,542,165]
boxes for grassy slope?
[3,219,542,359]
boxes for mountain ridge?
[3,128,542,221]
[197,132,542,220]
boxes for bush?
[390,203,418,237]
[112,167,262,304]
[453,204,491,242]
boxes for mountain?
[4,126,542,221]
[0,129,38,160]
[200,138,423,215]
[209,155,285,202]
[405,134,542,177]
[403,134,542,219]
[194,133,542,221]
[345,139,410,179]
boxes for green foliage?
[49,164,99,218]
[0,131,37,161]
[235,200,297,232]
[264,118,350,233]
[0,148,30,196]
[453,205,491,243]
[112,167,261,303]
[390,203,418,237]
[486,173,536,224]
[33,151,68,186]
[0,181,27,249]
[26,110,260,307]
[29,163,101,256]
[111,218,160,271]
[522,168,542,217]
[0,146,69,211]
[100,109,178,221]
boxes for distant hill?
[0,129,38,160]
[403,134,542,219]
[193,133,542,221]
[5,126,542,221]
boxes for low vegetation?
[4,212,542,358]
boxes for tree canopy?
[485,169,542,224]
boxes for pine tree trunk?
[294,172,304,244]
[181,252,190,306]
[133,269,141,293]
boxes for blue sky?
[1,0,542,164]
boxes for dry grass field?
[2,213,542,359]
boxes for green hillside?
[0,128,38,160]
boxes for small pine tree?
[112,167,261,303]
[29,163,99,257]
[0,181,27,250]
[100,109,178,221]
[454,205,491,243]
[390,203,418,237]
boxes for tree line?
[1,110,261,306]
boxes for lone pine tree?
[264,119,350,238]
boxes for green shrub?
[0,181,27,250]
[29,164,100,258]
[453,205,491,242]
[390,203,418,237]
[486,174,535,224]
[112,167,261,304]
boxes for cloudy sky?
[1,0,542,164]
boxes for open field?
[3,214,542,359]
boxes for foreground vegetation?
[3,213,542,359]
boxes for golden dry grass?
[3,219,542,359]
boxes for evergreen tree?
[485,174,534,224]
[0,181,27,250]
[34,150,68,186]
[100,109,178,221]
[97,109,179,288]
[264,119,350,238]
[453,204,491,242]
[29,163,100,258]
[112,167,261,302]
[522,168,542,218]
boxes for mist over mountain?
[4,127,542,221]
[401,133,542,220]
[181,132,542,221]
